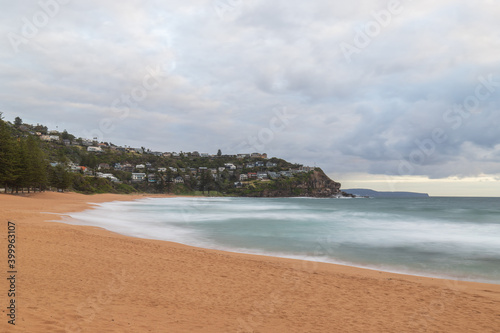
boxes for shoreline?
[1,192,500,332]
[60,194,500,286]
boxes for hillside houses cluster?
[25,128,315,188]
[96,161,313,186]
[60,157,314,187]
[36,131,271,160]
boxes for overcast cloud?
[1,0,499,190]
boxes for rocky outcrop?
[243,169,346,198]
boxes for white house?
[87,146,103,152]
[174,176,184,183]
[239,174,248,181]
[136,164,145,169]
[158,167,167,172]
[132,173,147,181]
[98,173,119,182]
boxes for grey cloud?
[1,0,500,181]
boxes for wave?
[59,197,500,284]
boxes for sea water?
[61,197,500,284]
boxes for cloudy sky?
[1,0,500,196]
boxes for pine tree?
[25,135,48,192]
[12,138,29,193]
[14,117,22,127]
[49,164,72,192]
[0,118,17,192]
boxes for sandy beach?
[1,192,499,333]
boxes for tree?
[217,149,222,157]
[25,136,48,192]
[0,118,17,192]
[61,130,74,141]
[14,117,22,127]
[12,138,29,193]
[49,165,72,192]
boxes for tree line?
[0,114,70,193]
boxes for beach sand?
[1,192,499,332]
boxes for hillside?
[238,170,342,197]
[0,115,344,197]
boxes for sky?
[1,0,499,196]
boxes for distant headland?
[343,189,430,198]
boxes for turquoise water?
[63,197,500,284]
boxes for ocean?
[61,196,500,284]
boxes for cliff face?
[244,169,343,198]
[299,169,342,197]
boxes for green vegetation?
[0,114,332,196]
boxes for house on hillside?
[98,173,119,183]
[147,174,157,183]
[132,173,147,182]
[81,139,93,146]
[87,146,102,152]
[122,164,134,172]
[98,163,110,170]
[239,174,248,181]
[257,172,268,179]
[174,176,184,184]
[266,162,278,168]
[136,164,145,169]
[267,171,279,179]
[300,166,315,172]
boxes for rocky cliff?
[241,169,346,198]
